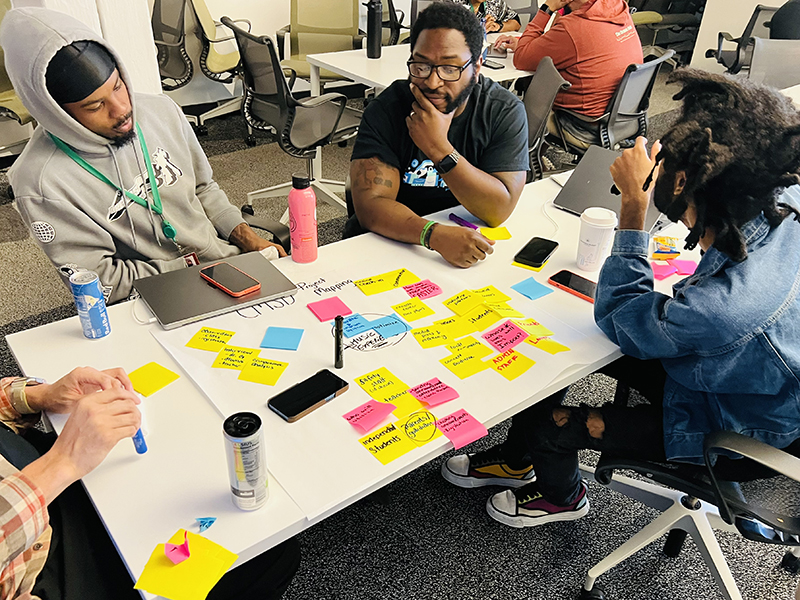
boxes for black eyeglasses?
[407,58,473,82]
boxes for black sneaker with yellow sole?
[441,446,535,489]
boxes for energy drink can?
[69,271,111,339]
[223,412,268,510]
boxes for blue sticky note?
[196,517,216,532]
[511,277,554,301]
[369,314,411,338]
[260,327,304,351]
[332,313,372,338]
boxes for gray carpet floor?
[0,80,797,600]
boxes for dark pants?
[501,356,669,505]
[0,427,300,600]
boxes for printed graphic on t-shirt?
[107,147,184,222]
[403,159,449,189]
[615,24,636,43]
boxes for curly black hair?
[409,1,484,64]
[653,68,800,261]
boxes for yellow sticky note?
[128,362,179,397]
[433,315,477,339]
[463,303,503,331]
[185,327,235,352]
[480,226,512,240]
[526,337,571,355]
[389,392,427,418]
[411,326,450,349]
[211,346,259,370]
[440,352,491,379]
[134,529,238,600]
[354,268,421,295]
[512,318,555,338]
[355,367,408,400]
[486,302,525,319]
[472,285,512,303]
[488,349,536,381]
[359,423,418,465]
[391,297,436,322]
[511,261,545,272]
[238,357,289,385]
[446,336,494,359]
[443,290,485,316]
[395,410,442,446]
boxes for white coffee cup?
[577,207,618,271]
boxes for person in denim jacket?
[440,68,800,528]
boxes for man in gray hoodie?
[1,7,286,304]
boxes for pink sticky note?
[408,378,459,407]
[651,262,678,280]
[667,259,697,276]
[403,279,443,300]
[307,297,353,322]
[343,400,396,434]
[481,320,529,353]
[435,409,488,450]
[165,530,191,565]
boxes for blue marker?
[132,429,148,454]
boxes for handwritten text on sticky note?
[408,378,459,407]
[436,409,488,450]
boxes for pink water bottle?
[288,174,318,263]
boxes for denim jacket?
[594,186,800,462]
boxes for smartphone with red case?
[547,269,597,303]
[199,262,261,297]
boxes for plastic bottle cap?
[580,207,618,228]
[292,174,311,189]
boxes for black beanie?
[45,40,117,105]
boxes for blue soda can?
[69,271,111,339]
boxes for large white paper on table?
[152,236,619,520]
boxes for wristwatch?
[435,150,460,175]
[539,3,554,15]
[7,377,45,415]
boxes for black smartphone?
[547,269,597,303]
[267,369,349,423]
[483,58,503,69]
[514,237,559,269]
[199,262,261,297]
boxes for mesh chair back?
[290,0,360,57]
[522,57,570,179]
[151,0,193,89]
[382,0,404,45]
[188,0,239,81]
[744,4,780,40]
[750,38,800,88]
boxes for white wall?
[690,0,777,73]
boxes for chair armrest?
[282,67,297,91]
[354,32,366,50]
[277,25,290,60]
[241,210,291,254]
[154,39,184,48]
[631,11,663,26]
[395,8,405,24]
[294,92,347,110]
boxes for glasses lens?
[408,63,431,78]
[438,65,461,81]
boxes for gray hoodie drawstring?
[131,136,162,248]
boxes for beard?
[443,72,478,114]
[110,112,135,147]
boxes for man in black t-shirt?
[348,2,529,268]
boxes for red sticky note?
[651,262,678,280]
[165,530,190,565]
[435,409,488,450]
[667,259,697,276]
[408,378,459,407]
[307,297,353,322]
[343,400,396,434]
[403,279,443,300]
[481,320,529,353]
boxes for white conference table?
[300,43,534,211]
[7,175,690,597]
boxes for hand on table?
[406,83,456,162]
[484,15,502,33]
[25,367,133,414]
[230,222,288,257]
[494,35,519,52]
[429,224,495,268]
[609,136,662,231]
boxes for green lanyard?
[48,123,177,240]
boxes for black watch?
[539,3,553,15]
[435,150,460,175]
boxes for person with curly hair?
[441,69,800,528]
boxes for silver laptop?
[553,145,663,233]
[134,252,297,330]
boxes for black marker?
[334,315,344,369]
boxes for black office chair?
[151,0,193,91]
[521,56,571,182]
[705,4,779,75]
[748,37,800,88]
[550,50,674,156]
[629,0,703,66]
[577,384,800,600]
[222,17,361,222]
[382,0,409,45]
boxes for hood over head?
[0,7,136,153]
[572,0,631,27]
